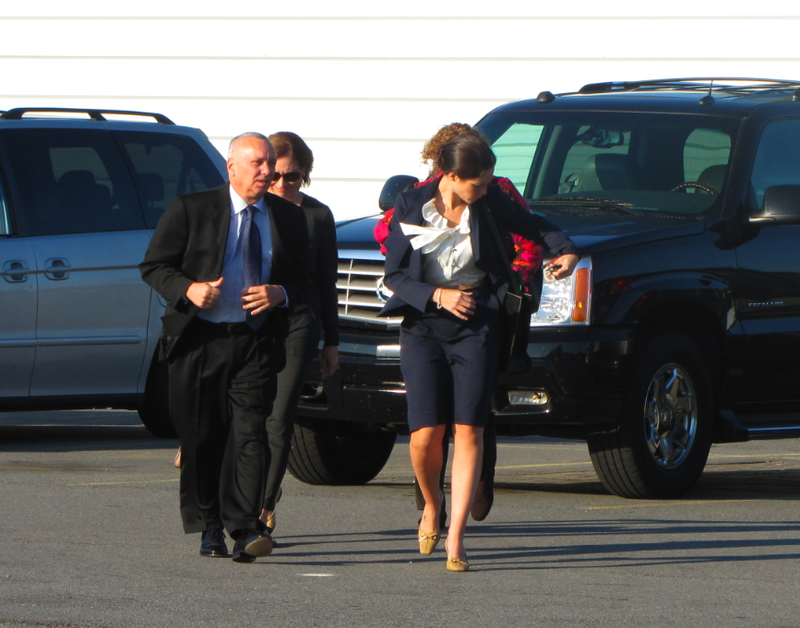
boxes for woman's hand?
[319,345,339,380]
[544,254,580,280]
[433,288,476,321]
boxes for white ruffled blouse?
[400,198,485,288]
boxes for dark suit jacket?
[379,180,578,318]
[140,184,310,356]
[284,193,339,357]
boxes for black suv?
[290,78,800,499]
[0,108,227,436]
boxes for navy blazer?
[140,184,310,355]
[378,180,578,318]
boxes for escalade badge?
[376,276,394,303]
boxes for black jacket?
[140,184,310,356]
[379,180,578,318]
[284,193,340,357]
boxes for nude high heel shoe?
[418,492,443,555]
[446,556,469,572]
[444,539,469,572]
[418,529,441,555]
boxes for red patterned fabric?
[495,178,542,288]
[374,208,394,256]
[373,175,542,291]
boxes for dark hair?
[421,122,487,177]
[436,135,496,179]
[268,131,314,186]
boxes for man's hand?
[241,284,285,315]
[186,277,224,308]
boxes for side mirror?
[378,175,419,212]
[751,185,800,224]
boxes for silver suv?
[0,108,227,436]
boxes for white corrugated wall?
[1,1,799,220]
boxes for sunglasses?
[272,171,303,183]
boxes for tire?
[287,418,397,485]
[587,331,713,499]
[137,352,176,438]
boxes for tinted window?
[750,119,800,207]
[493,123,544,191]
[113,131,225,228]
[0,129,143,236]
[558,126,631,194]
[481,112,736,215]
[683,128,731,184]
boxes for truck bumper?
[296,325,635,430]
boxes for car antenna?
[700,80,715,106]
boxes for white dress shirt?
[197,187,274,324]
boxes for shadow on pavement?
[0,410,177,452]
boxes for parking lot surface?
[1,410,798,628]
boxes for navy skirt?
[400,286,502,431]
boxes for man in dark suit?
[140,132,309,562]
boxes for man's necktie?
[242,205,265,329]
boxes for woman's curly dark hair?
[420,123,487,177]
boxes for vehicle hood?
[334,213,707,256]
[336,215,384,253]
[550,214,706,255]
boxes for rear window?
[113,131,225,228]
[0,128,143,236]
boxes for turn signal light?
[572,268,590,323]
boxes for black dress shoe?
[471,479,494,522]
[231,529,273,563]
[199,527,229,558]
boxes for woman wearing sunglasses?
[257,131,340,537]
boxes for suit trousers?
[263,351,310,511]
[168,318,281,535]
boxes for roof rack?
[0,107,175,124]
[577,78,800,96]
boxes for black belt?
[195,318,254,335]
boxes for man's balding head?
[227,133,276,204]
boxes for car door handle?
[2,260,31,283]
[44,258,71,280]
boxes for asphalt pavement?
[0,410,798,628]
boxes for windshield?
[479,111,739,217]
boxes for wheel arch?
[600,273,732,392]
[635,298,727,392]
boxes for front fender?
[599,271,735,329]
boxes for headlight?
[531,256,592,327]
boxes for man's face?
[227,137,276,203]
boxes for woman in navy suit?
[379,135,578,571]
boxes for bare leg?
[446,423,484,562]
[409,425,447,533]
